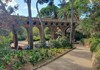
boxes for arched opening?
[10,26,28,50]
[44,27,51,41]
[33,26,40,41]
[17,26,27,41]
[9,26,27,41]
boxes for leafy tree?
[78,1,100,38]
[0,0,19,49]
[40,5,58,18]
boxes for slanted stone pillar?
[62,28,66,36]
[50,26,57,39]
[62,26,69,36]
[38,26,45,43]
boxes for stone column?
[62,28,66,36]
[50,26,57,39]
[62,26,69,36]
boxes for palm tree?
[70,0,74,44]
[24,0,33,49]
[36,0,53,44]
[36,0,45,44]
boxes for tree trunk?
[12,24,18,50]
[36,0,45,44]
[64,12,67,19]
[27,0,33,49]
[70,0,74,44]
[54,9,57,19]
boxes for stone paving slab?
[37,46,92,70]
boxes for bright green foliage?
[44,27,50,35]
[0,36,10,49]
[96,49,100,61]
[33,27,40,36]
[78,1,100,38]
[44,27,51,40]
[90,38,100,52]
[79,18,95,37]
[33,36,40,41]
[33,27,40,41]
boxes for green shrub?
[33,36,40,41]
[0,36,10,49]
[49,36,72,48]
[49,39,61,48]
[38,42,46,48]
[96,49,100,61]
[90,38,100,52]
[29,51,39,64]
[57,37,72,48]
[0,41,71,70]
[45,35,50,40]
[13,61,22,70]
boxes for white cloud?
[66,0,69,2]
[7,0,17,7]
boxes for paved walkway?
[37,45,92,70]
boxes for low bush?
[45,35,51,40]
[49,36,72,49]
[33,36,40,41]
[0,36,73,70]
[90,38,100,52]
[0,36,10,49]
[96,50,100,61]
[0,47,68,70]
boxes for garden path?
[37,45,92,70]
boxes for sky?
[7,0,87,19]
[8,0,61,17]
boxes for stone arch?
[11,25,28,49]
[17,26,27,41]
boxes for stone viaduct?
[20,17,77,40]
[0,15,77,42]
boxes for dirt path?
[37,46,92,70]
